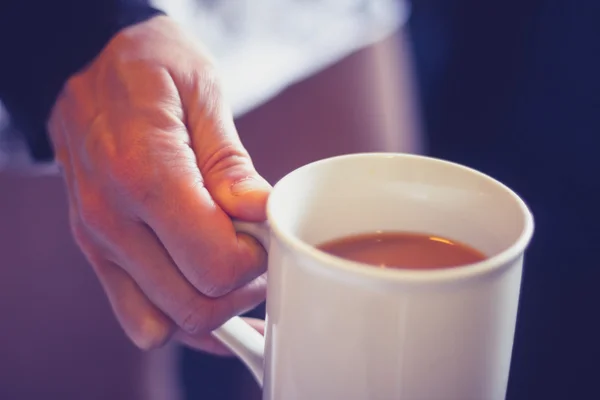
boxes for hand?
[48,16,271,352]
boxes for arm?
[0,0,163,161]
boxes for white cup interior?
[268,153,532,268]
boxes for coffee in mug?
[317,231,486,270]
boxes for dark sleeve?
[0,1,164,162]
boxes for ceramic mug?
[213,153,534,400]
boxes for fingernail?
[230,177,268,196]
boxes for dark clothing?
[409,1,600,399]
[0,0,163,162]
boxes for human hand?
[48,16,270,352]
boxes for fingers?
[130,164,267,297]
[72,210,266,346]
[108,219,267,336]
[87,249,265,354]
[51,102,171,350]
[92,257,175,350]
[71,215,174,349]
[174,68,272,221]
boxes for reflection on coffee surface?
[318,232,486,270]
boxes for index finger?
[127,142,267,298]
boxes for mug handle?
[211,221,270,387]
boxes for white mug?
[213,153,534,400]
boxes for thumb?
[201,139,271,222]
[181,72,271,221]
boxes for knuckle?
[200,143,252,177]
[201,272,235,298]
[129,315,173,350]
[179,298,211,335]
[186,253,238,299]
[142,105,185,134]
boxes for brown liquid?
[318,232,486,270]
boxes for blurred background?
[1,1,598,399]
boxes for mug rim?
[266,153,535,284]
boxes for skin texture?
[47,16,270,353]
